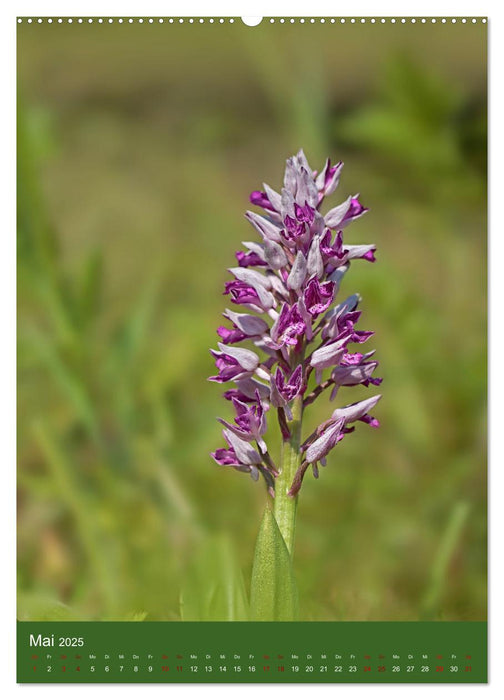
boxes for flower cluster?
[209,150,382,497]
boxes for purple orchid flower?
[316,159,343,201]
[249,190,277,212]
[209,343,260,383]
[218,390,268,453]
[210,150,381,495]
[303,277,335,318]
[341,195,368,227]
[236,249,268,268]
[270,303,306,348]
[212,429,262,473]
[270,365,304,419]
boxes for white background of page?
[1,1,501,698]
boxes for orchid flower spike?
[210,150,382,496]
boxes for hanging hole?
[241,17,262,27]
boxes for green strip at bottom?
[17,620,487,683]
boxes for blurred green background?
[17,20,487,622]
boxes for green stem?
[273,395,303,557]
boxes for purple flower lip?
[217,325,247,344]
[325,194,368,230]
[294,202,315,225]
[236,249,268,268]
[270,365,304,419]
[212,429,264,482]
[218,390,268,453]
[283,215,306,241]
[224,278,275,311]
[341,244,377,264]
[224,279,261,306]
[316,158,343,200]
[303,277,335,317]
[320,230,344,262]
[270,303,306,348]
[211,150,381,494]
[250,190,276,212]
[341,195,368,227]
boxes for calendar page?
[16,14,487,684]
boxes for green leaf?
[75,248,103,329]
[33,421,117,613]
[250,507,299,621]
[179,533,249,621]
[24,328,100,443]
[108,271,162,373]
[17,593,79,622]
[121,611,148,622]
[421,501,470,619]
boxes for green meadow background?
[17,19,487,622]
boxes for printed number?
[248,666,256,672]
[305,665,314,672]
[436,666,444,672]
[392,666,400,672]
[46,666,52,673]
[90,666,95,673]
[234,666,241,672]
[133,666,138,672]
[450,666,458,672]
[58,637,84,647]
[205,666,213,672]
[219,665,227,672]
[291,666,299,672]
[334,665,343,672]
[349,665,357,672]
[319,665,327,672]
[191,666,198,672]
[119,666,124,672]
[148,666,153,672]
[421,666,429,672]
[104,666,109,673]
[378,666,386,673]
[407,665,415,672]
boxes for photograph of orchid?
[18,19,486,624]
[210,151,382,619]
